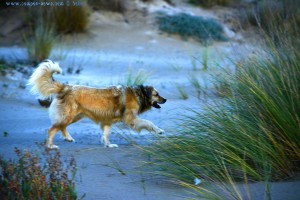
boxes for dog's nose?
[162,98,167,103]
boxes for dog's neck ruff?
[136,85,152,114]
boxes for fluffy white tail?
[28,59,63,98]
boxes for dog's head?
[142,86,167,109]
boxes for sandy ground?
[0,97,300,200]
[0,98,189,200]
[1,2,300,199]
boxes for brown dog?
[28,60,167,149]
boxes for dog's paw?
[105,144,119,148]
[64,138,76,143]
[155,128,165,135]
[46,144,59,149]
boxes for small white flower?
[194,177,202,185]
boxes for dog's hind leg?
[46,114,77,149]
[60,115,82,143]
[101,124,118,148]
[46,125,60,149]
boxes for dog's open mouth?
[152,99,167,109]
[152,102,161,109]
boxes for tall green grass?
[24,0,89,63]
[123,68,151,86]
[143,7,300,199]
[51,0,89,34]
[175,83,188,100]
[246,0,300,45]
[26,0,89,34]
[25,20,57,63]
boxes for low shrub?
[0,147,80,199]
[156,12,226,44]
[188,0,238,7]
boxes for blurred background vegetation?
[188,0,239,7]
[1,0,299,63]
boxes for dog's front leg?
[101,124,118,148]
[61,127,75,143]
[132,118,164,134]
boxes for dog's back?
[56,85,126,123]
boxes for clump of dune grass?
[26,0,89,34]
[25,20,57,63]
[24,0,89,63]
[245,0,300,44]
[191,46,210,71]
[201,45,209,70]
[188,74,203,99]
[0,147,81,199]
[156,12,226,44]
[87,0,125,12]
[143,9,300,199]
[123,68,151,86]
[175,83,188,100]
[51,0,89,34]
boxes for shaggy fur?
[28,60,167,149]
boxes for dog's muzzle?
[152,98,167,109]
